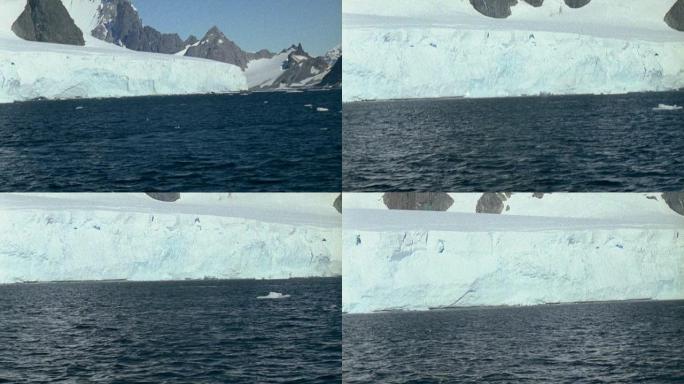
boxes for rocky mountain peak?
[12,0,85,46]
[204,25,224,39]
[184,35,199,46]
[185,25,251,69]
[92,0,185,54]
[665,0,684,31]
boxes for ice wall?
[0,196,341,283]
[0,42,247,103]
[0,0,247,103]
[342,210,684,314]
[343,27,684,102]
[343,0,684,102]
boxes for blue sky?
[133,0,340,56]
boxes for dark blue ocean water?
[343,91,684,191]
[0,278,341,383]
[343,301,684,383]
[0,90,341,192]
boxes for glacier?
[342,194,684,314]
[0,193,341,283]
[0,0,247,103]
[342,0,684,102]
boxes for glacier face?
[342,0,684,102]
[343,27,684,102]
[0,194,341,283]
[0,0,248,103]
[0,42,248,103]
[342,209,684,314]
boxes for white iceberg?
[257,292,291,299]
[653,103,683,111]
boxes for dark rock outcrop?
[146,193,181,202]
[333,194,342,214]
[564,0,591,8]
[272,44,329,86]
[12,0,85,46]
[470,0,518,18]
[523,0,544,6]
[383,193,454,211]
[665,0,684,31]
[185,26,252,69]
[662,192,684,216]
[533,193,545,199]
[184,35,199,46]
[93,0,185,54]
[248,49,276,61]
[319,57,342,87]
[476,193,512,214]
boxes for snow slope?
[0,193,341,283]
[343,0,684,101]
[342,194,684,313]
[245,49,293,89]
[0,0,247,103]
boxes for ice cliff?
[342,194,684,313]
[343,0,684,101]
[0,0,247,103]
[0,193,341,283]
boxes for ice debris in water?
[257,292,291,299]
[316,107,329,112]
[652,104,682,111]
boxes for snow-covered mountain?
[343,0,684,101]
[0,0,247,103]
[0,193,341,283]
[323,45,341,66]
[245,43,341,90]
[342,193,684,313]
[63,0,340,90]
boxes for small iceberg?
[75,106,84,110]
[652,103,682,111]
[257,292,291,300]
[304,104,313,108]
[316,107,329,112]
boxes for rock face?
[184,35,199,46]
[564,0,591,8]
[665,0,684,31]
[185,26,252,69]
[250,49,275,61]
[272,44,329,86]
[146,193,181,202]
[662,192,684,216]
[470,0,518,19]
[93,0,185,54]
[476,193,512,214]
[523,0,544,6]
[383,193,454,211]
[334,194,342,214]
[12,0,85,46]
[319,58,342,87]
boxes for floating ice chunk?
[316,107,329,112]
[257,292,291,299]
[75,106,84,110]
[304,104,313,108]
[653,104,682,111]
